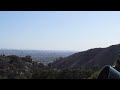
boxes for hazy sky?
[0,11,120,51]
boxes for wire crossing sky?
[0,11,120,51]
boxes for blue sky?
[0,11,120,51]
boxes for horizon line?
[0,43,120,52]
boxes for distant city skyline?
[0,11,120,51]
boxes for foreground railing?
[97,65,120,79]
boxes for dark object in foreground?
[97,65,120,79]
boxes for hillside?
[50,44,120,70]
[0,55,97,79]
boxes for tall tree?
[114,54,120,72]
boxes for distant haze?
[0,49,75,64]
[0,11,120,51]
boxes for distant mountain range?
[51,44,120,70]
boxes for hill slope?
[50,44,120,70]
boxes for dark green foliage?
[21,56,32,63]
[114,54,120,72]
[0,54,100,79]
[31,68,97,79]
[88,71,100,79]
[0,55,33,79]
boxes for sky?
[0,11,120,51]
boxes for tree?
[114,54,120,72]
